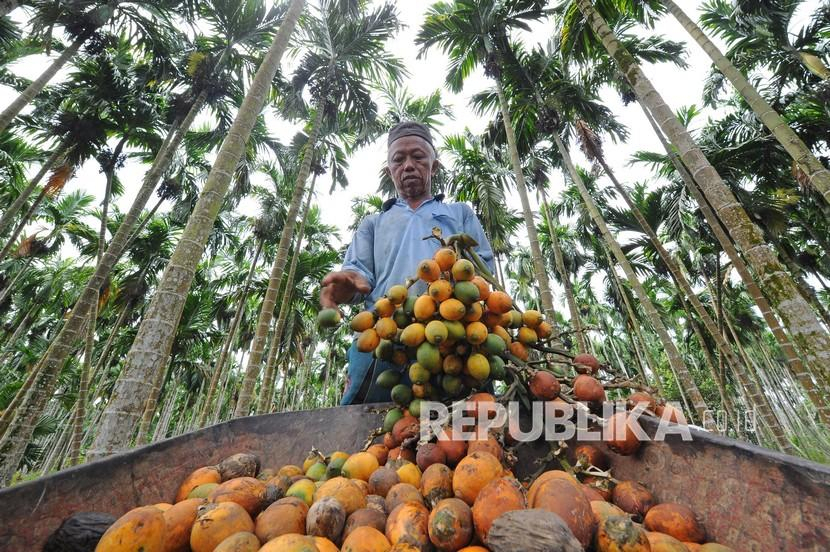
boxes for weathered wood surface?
[1,405,828,551]
[512,415,830,551]
[0,404,384,551]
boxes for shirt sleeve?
[461,204,496,272]
[341,214,376,303]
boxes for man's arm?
[461,204,496,272]
[320,215,376,308]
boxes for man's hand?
[320,271,371,309]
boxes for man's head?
[386,121,439,203]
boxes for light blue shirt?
[342,196,495,309]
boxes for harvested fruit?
[342,526,391,552]
[254,497,308,543]
[431,247,457,272]
[386,501,431,550]
[644,503,705,543]
[317,308,341,328]
[368,466,400,497]
[529,370,561,400]
[532,477,597,549]
[428,498,473,551]
[386,483,424,513]
[396,462,422,488]
[208,477,267,516]
[573,374,606,402]
[573,444,609,470]
[420,463,454,508]
[259,534,318,551]
[341,452,380,481]
[314,477,366,515]
[95,506,165,552]
[471,477,526,543]
[163,498,205,552]
[176,467,221,503]
[612,481,655,519]
[597,515,651,552]
[352,310,376,332]
[343,507,387,540]
[213,531,260,552]
[452,451,503,506]
[416,442,447,471]
[306,497,346,542]
[573,353,601,374]
[190,502,255,552]
[646,531,690,551]
[606,412,642,456]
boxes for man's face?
[387,136,438,200]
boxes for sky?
[0,1,821,313]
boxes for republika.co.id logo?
[417,400,751,443]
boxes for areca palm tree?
[575,120,792,446]
[418,0,558,322]
[0,0,308,469]
[442,131,522,282]
[233,0,404,417]
[661,0,830,206]
[632,100,830,427]
[568,0,830,394]
[0,0,184,134]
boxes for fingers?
[351,273,371,294]
[321,270,371,308]
[321,271,344,286]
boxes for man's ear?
[431,158,441,174]
[384,165,391,178]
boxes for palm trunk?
[723,316,793,450]
[540,193,584,351]
[197,240,263,427]
[597,158,792,446]
[490,78,556,323]
[88,300,131,384]
[0,34,87,134]
[612,259,663,395]
[576,0,830,389]
[234,105,323,418]
[0,86,208,470]
[88,2,304,458]
[637,98,830,426]
[256,179,316,414]
[700,271,793,445]
[135,356,171,446]
[561,137,714,430]
[41,415,73,474]
[662,0,830,206]
[0,146,67,237]
[68,142,120,466]
[767,233,830,328]
[152,385,177,442]
[684,297,744,438]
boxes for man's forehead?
[388,135,434,156]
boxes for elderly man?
[321,121,495,405]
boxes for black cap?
[388,121,435,151]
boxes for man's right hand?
[320,271,371,309]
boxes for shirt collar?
[382,194,445,212]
